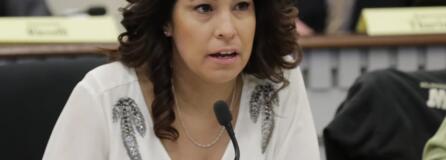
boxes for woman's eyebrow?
[189,0,219,2]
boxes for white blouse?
[43,62,320,160]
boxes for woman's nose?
[214,12,236,41]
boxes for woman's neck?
[172,70,239,117]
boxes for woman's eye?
[235,2,250,11]
[195,4,213,13]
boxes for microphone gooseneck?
[214,100,240,160]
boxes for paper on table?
[0,16,119,43]
[356,7,446,36]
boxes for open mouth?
[209,51,238,58]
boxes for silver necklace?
[173,80,238,149]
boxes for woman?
[43,0,320,159]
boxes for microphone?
[214,100,240,160]
[60,6,107,16]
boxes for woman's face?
[168,0,256,84]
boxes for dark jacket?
[324,69,446,160]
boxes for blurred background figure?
[293,0,327,36]
[0,0,51,16]
[325,0,355,34]
[324,69,446,160]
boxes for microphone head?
[213,100,232,126]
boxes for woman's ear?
[163,23,172,37]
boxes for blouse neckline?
[131,68,252,160]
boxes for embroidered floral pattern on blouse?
[113,97,146,160]
[249,82,278,154]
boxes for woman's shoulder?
[244,66,303,89]
[243,66,305,113]
[79,61,138,93]
[279,66,305,101]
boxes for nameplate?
[357,7,446,36]
[0,16,119,43]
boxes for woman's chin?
[202,71,240,84]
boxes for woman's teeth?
[210,52,237,58]
[220,51,234,55]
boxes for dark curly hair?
[112,0,301,141]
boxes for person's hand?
[295,18,315,36]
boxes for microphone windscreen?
[213,100,232,126]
